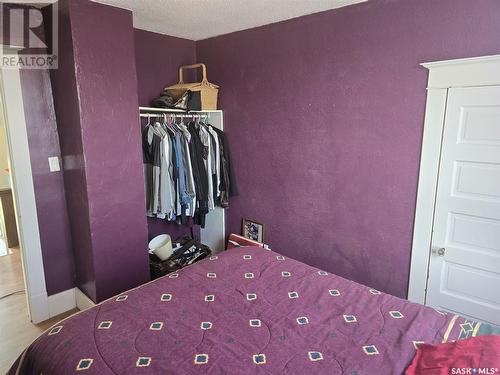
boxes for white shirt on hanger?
[208,125,221,198]
[198,124,215,210]
[156,124,175,220]
[179,123,197,216]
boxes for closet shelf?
[139,106,185,113]
[139,106,223,114]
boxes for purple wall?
[196,0,500,298]
[133,29,199,241]
[134,30,196,106]
[74,1,149,302]
[20,66,75,296]
[51,0,149,302]
[3,3,76,296]
[50,0,95,298]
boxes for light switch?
[48,156,60,172]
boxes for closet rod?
[138,106,220,114]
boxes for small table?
[149,237,211,280]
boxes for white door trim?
[0,49,50,323]
[408,54,500,304]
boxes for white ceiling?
[91,0,367,41]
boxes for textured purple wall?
[133,29,199,241]
[0,4,76,297]
[134,29,196,106]
[51,0,149,302]
[20,66,75,296]
[74,1,149,302]
[50,0,95,299]
[196,0,500,298]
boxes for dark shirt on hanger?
[212,127,238,197]
[142,125,162,215]
[188,121,209,228]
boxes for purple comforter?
[9,246,493,374]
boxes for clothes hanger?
[173,114,184,132]
[163,114,176,135]
[153,122,165,137]
[193,114,201,129]
[161,113,171,132]
[150,114,168,137]
[199,114,209,129]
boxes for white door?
[426,86,500,326]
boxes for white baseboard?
[40,288,95,323]
[75,287,96,311]
[47,288,76,318]
[30,292,50,324]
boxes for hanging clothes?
[158,124,175,220]
[178,123,196,216]
[198,124,215,211]
[211,126,238,203]
[142,125,162,216]
[207,125,221,200]
[188,121,209,227]
[141,115,236,229]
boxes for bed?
[9,246,499,374]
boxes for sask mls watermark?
[0,1,58,69]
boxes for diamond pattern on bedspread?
[9,246,499,375]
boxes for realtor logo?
[451,368,499,374]
[0,2,58,69]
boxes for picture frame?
[241,219,264,243]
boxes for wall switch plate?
[48,156,60,172]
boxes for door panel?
[444,263,500,304]
[427,86,500,326]
[458,106,500,144]
[449,213,500,253]
[454,161,500,201]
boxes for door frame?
[408,54,500,304]
[0,47,51,323]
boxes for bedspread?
[8,246,499,374]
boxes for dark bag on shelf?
[151,89,201,111]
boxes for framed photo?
[242,219,264,243]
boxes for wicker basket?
[166,63,219,110]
